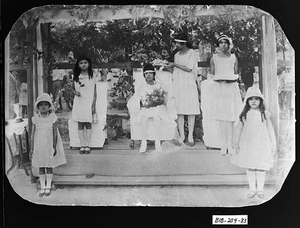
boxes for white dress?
[72,74,96,122]
[231,110,274,171]
[209,54,243,121]
[68,78,107,148]
[32,112,66,168]
[172,49,200,115]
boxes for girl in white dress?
[166,33,200,146]
[231,87,277,199]
[208,34,243,155]
[72,55,97,154]
[30,93,66,197]
[128,64,176,153]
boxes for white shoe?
[155,141,162,153]
[139,140,147,153]
[228,147,235,155]
[220,147,227,155]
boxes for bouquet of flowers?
[151,58,169,67]
[78,75,85,87]
[140,86,167,108]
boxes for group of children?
[29,34,277,200]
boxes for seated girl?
[127,63,177,153]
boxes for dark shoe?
[44,188,51,196]
[187,141,195,147]
[38,189,45,197]
[85,146,91,154]
[79,146,85,154]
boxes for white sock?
[39,175,46,190]
[256,171,266,192]
[141,140,147,147]
[46,173,53,189]
[139,140,147,153]
[155,140,162,151]
[246,170,256,191]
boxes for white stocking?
[177,115,185,142]
[39,174,46,190]
[86,129,92,147]
[246,169,256,191]
[256,171,266,192]
[46,173,53,189]
[187,115,195,142]
[78,129,84,146]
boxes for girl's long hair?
[239,97,267,123]
[73,55,93,82]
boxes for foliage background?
[8,5,292,71]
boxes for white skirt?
[209,81,243,121]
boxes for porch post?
[260,15,279,140]
[27,28,37,183]
[42,23,52,94]
[27,29,34,143]
[5,34,10,118]
[36,23,44,94]
[33,26,38,99]
[260,15,279,182]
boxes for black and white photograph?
[2,3,297,226]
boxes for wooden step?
[52,174,276,186]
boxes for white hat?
[35,93,54,111]
[217,34,230,43]
[244,86,265,102]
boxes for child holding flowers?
[127,63,177,153]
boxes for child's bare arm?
[234,55,239,75]
[266,118,277,153]
[53,122,58,156]
[209,56,215,75]
[92,84,97,114]
[72,81,81,96]
[234,121,244,153]
[29,125,36,159]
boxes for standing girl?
[231,86,277,199]
[208,34,243,155]
[72,55,97,154]
[30,93,66,197]
[166,33,200,146]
